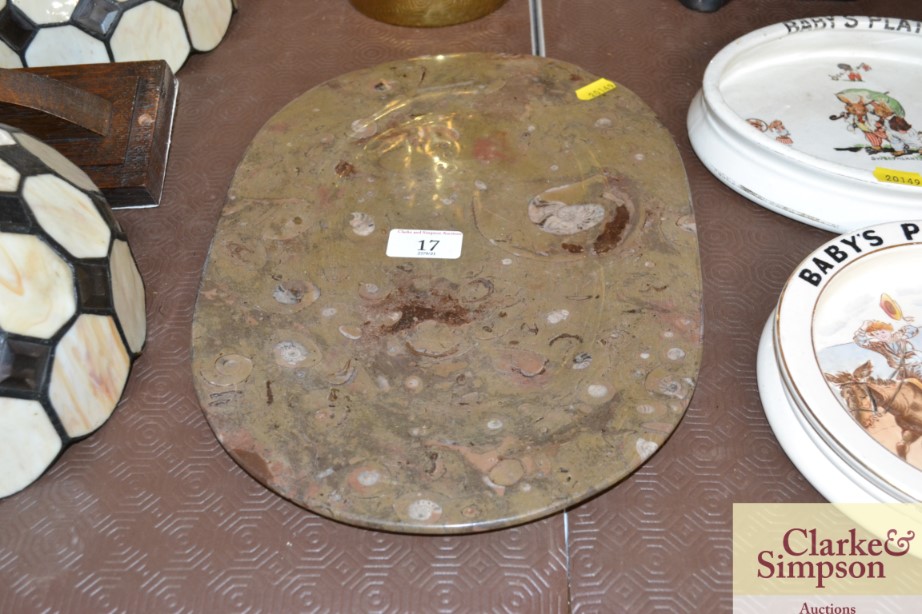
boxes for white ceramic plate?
[688,16,922,232]
[775,220,922,501]
[776,345,919,503]
[758,316,892,503]
[773,329,911,503]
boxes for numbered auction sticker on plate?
[386,229,463,259]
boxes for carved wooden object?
[0,61,178,208]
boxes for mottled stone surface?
[192,53,702,533]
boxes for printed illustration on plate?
[828,62,922,159]
[818,292,922,470]
[747,118,794,145]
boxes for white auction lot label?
[386,229,463,259]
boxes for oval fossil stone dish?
[192,53,703,533]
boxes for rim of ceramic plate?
[774,222,922,501]
[701,16,921,193]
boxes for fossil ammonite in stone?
[0,124,146,498]
[192,53,702,533]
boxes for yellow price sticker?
[575,78,616,101]
[873,167,922,187]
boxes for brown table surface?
[3,1,921,612]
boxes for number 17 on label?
[386,229,464,259]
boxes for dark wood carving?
[0,61,178,208]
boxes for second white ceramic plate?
[759,316,895,503]
[775,221,922,501]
